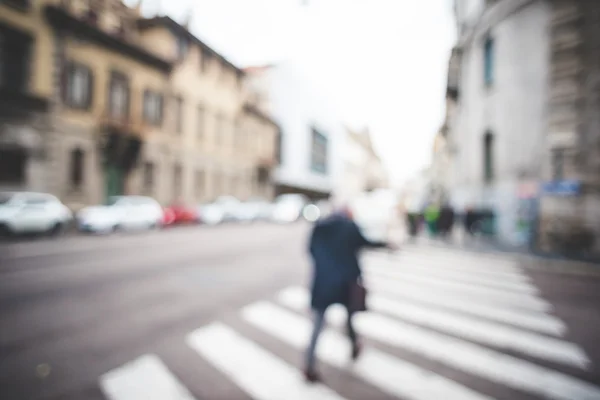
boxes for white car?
[0,192,72,237]
[236,197,273,223]
[198,203,225,226]
[271,194,309,223]
[77,195,163,233]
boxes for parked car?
[77,195,163,233]
[236,197,273,223]
[271,194,309,223]
[197,202,225,226]
[0,192,72,237]
[214,195,244,222]
[162,203,198,226]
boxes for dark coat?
[308,213,387,311]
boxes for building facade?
[244,62,344,201]
[449,0,551,246]
[338,127,388,201]
[449,0,600,256]
[0,0,279,209]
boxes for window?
[310,127,328,174]
[484,37,494,86]
[0,148,26,184]
[215,113,224,144]
[174,96,184,133]
[483,131,494,183]
[143,90,163,126]
[0,26,32,92]
[177,36,189,60]
[24,194,50,206]
[275,129,283,165]
[195,170,205,198]
[69,147,84,188]
[551,148,565,181]
[200,50,210,72]
[197,105,205,139]
[108,71,129,120]
[142,162,154,194]
[173,164,182,199]
[64,62,93,109]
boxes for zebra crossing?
[98,247,600,400]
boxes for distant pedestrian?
[305,205,395,382]
[423,203,440,236]
[438,203,455,239]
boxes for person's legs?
[305,308,326,376]
[346,309,362,360]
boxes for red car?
[162,203,198,226]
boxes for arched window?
[483,131,494,183]
[69,147,85,188]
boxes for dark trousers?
[305,306,357,371]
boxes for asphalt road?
[1,224,600,400]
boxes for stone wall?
[538,0,600,257]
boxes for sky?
[129,0,457,186]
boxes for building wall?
[537,0,600,256]
[0,1,55,99]
[451,0,551,244]
[250,62,344,198]
[0,0,278,207]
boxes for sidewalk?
[403,227,600,278]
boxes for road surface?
[1,222,600,400]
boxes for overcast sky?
[130,0,456,186]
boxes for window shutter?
[86,67,94,110]
[158,94,164,125]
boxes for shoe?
[351,341,362,361]
[303,369,321,383]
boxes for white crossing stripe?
[365,264,538,295]
[399,248,516,266]
[368,253,524,277]
[187,322,348,400]
[242,301,493,400]
[278,287,583,366]
[99,354,197,400]
[343,280,565,335]
[276,295,600,400]
[282,287,587,368]
[367,274,552,312]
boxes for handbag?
[348,278,368,312]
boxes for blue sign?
[542,180,581,196]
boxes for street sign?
[542,180,581,196]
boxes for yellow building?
[0,0,279,208]
[132,15,278,204]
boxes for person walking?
[304,205,395,382]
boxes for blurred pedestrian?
[438,203,455,239]
[423,203,440,237]
[304,205,395,382]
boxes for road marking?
[366,274,552,312]
[312,280,565,335]
[278,287,586,368]
[99,354,196,400]
[276,297,600,400]
[242,301,493,400]
[367,253,526,278]
[365,264,538,294]
[187,322,347,400]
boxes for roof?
[137,16,244,76]
[243,65,275,74]
[243,103,279,129]
[44,6,172,73]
